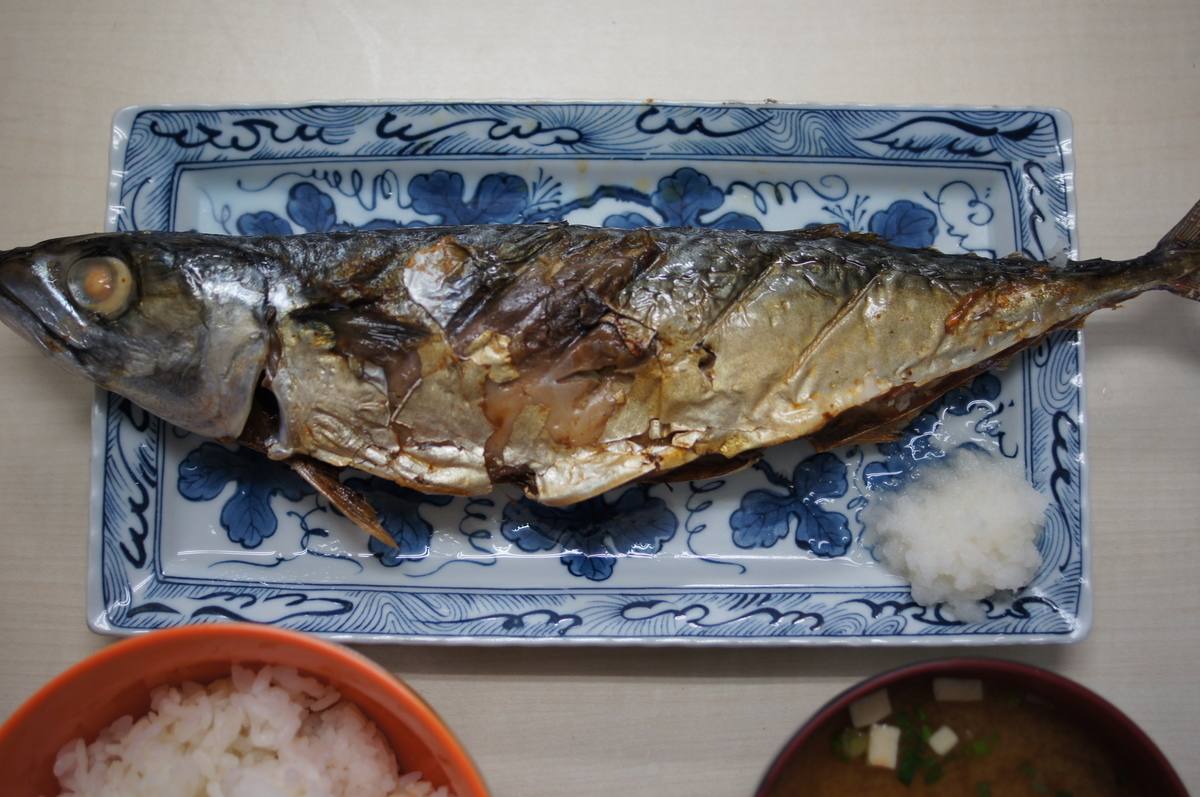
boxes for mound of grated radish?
[861,446,1050,622]
[45,664,455,797]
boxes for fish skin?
[0,231,270,440]
[2,207,1199,519]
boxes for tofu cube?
[927,724,959,755]
[848,688,891,727]
[933,677,983,702]
[867,723,901,769]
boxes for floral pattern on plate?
[91,101,1086,644]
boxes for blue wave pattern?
[96,102,1084,643]
[117,104,1067,247]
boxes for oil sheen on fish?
[2,202,1199,543]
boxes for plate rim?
[90,99,1088,645]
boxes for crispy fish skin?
[2,205,1199,519]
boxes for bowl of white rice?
[0,623,489,797]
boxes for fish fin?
[809,401,932,452]
[828,414,921,448]
[290,306,430,364]
[1155,197,1200,252]
[287,456,397,550]
[792,224,884,244]
[1154,198,1200,301]
[811,337,1038,451]
[810,357,1013,452]
[636,449,763,483]
[1165,275,1200,301]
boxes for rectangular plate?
[89,101,1088,644]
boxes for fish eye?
[66,256,134,317]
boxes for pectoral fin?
[289,306,430,364]
[287,456,397,550]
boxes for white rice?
[861,446,1050,622]
[46,664,455,797]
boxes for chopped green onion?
[1056,791,1075,797]
[896,750,920,786]
[925,760,945,785]
[1032,784,1049,795]
[976,783,992,797]
[920,724,933,743]
[971,735,996,756]
[1020,763,1038,779]
[832,727,868,761]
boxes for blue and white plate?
[89,101,1088,644]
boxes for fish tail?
[1154,197,1200,300]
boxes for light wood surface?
[0,1,1197,794]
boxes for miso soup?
[763,678,1144,796]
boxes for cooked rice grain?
[47,664,454,797]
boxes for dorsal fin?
[1155,198,1200,251]
[789,224,884,244]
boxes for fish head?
[0,231,269,439]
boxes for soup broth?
[765,679,1139,796]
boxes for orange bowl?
[0,623,489,797]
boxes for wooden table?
[0,1,1197,794]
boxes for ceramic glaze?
[89,101,1087,644]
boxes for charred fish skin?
[0,204,1198,515]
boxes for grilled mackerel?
[2,203,1198,543]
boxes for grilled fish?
[1,202,1198,545]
